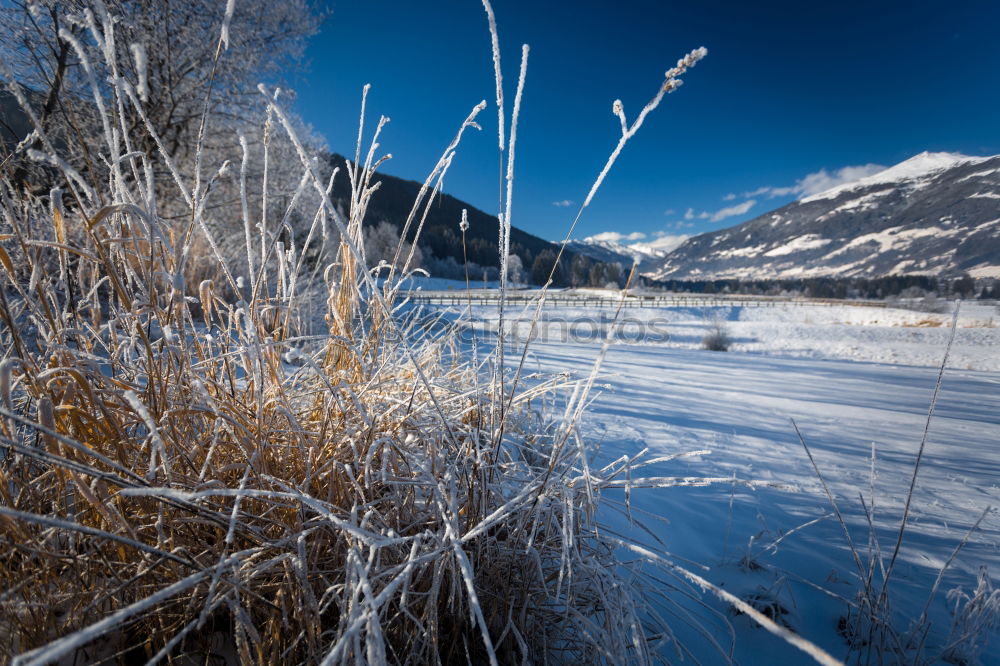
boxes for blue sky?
[289,0,1000,247]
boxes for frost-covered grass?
[701,317,732,351]
[0,17,661,666]
[0,3,839,665]
[8,1,980,664]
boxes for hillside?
[647,152,1000,281]
[325,153,605,286]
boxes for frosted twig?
[480,0,505,152]
[130,42,148,101]
[221,0,237,50]
[239,134,256,287]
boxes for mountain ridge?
[645,151,1000,281]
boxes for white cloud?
[765,184,798,197]
[708,199,756,222]
[722,193,736,201]
[741,185,776,198]
[737,163,887,201]
[675,199,757,226]
[585,231,647,243]
[552,199,574,207]
[794,164,886,197]
[635,233,689,253]
[662,208,675,215]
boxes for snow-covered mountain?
[566,233,688,271]
[648,151,1000,281]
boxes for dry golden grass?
[902,319,946,328]
[0,5,644,655]
[0,185,651,663]
[0,24,670,654]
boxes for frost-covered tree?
[587,261,622,288]
[364,220,423,274]
[0,0,321,172]
[1,0,326,279]
[506,253,524,286]
[570,253,591,287]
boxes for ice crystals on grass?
[459,208,469,232]
[123,390,171,480]
[221,0,236,50]
[14,129,39,154]
[613,99,627,135]
[49,187,64,219]
[282,347,304,365]
[481,0,505,151]
[130,43,148,102]
[663,46,708,93]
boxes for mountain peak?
[802,151,989,203]
[873,150,984,181]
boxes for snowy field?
[438,297,999,371]
[424,297,1000,663]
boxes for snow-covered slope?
[649,152,1000,281]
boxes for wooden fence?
[408,292,890,309]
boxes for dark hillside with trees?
[325,153,617,287]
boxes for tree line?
[649,273,998,300]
